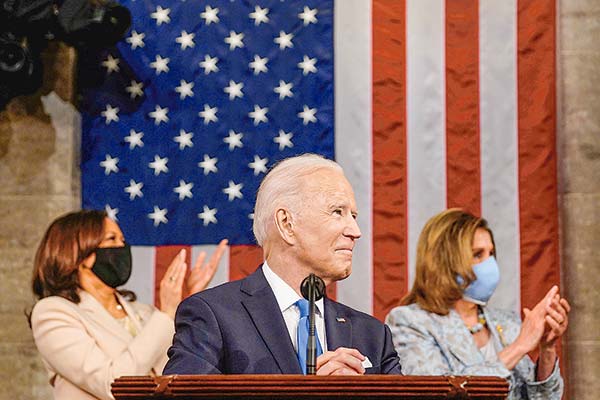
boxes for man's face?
[291,168,362,283]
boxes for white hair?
[252,153,343,246]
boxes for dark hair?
[32,210,107,303]
[28,210,137,328]
[31,209,137,303]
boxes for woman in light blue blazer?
[385,209,570,400]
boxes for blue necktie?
[295,299,323,374]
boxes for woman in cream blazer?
[30,210,227,400]
[31,291,173,400]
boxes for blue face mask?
[458,256,500,306]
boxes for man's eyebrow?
[326,202,358,215]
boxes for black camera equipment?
[0,32,43,107]
[0,0,131,109]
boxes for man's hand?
[316,347,366,375]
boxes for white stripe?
[128,246,156,305]
[406,0,447,286]
[191,245,230,289]
[334,0,373,314]
[479,0,521,314]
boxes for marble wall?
[0,43,78,399]
[558,0,600,398]
[0,1,598,398]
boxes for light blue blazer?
[385,303,563,400]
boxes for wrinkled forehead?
[301,168,357,205]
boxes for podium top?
[112,374,509,399]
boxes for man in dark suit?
[163,154,401,375]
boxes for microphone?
[300,274,325,375]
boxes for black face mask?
[91,244,132,288]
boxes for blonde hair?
[402,208,495,315]
[252,154,342,246]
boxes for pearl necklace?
[468,308,486,334]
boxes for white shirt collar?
[262,261,324,316]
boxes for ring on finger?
[169,276,176,282]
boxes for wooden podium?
[112,375,509,399]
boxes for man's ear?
[274,208,296,245]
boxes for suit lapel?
[240,267,302,374]
[324,298,352,350]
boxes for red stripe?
[517,0,563,381]
[154,245,191,308]
[445,0,481,215]
[516,0,560,318]
[228,245,264,281]
[372,0,408,321]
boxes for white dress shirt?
[262,261,327,353]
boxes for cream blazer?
[31,291,175,400]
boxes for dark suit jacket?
[163,266,401,375]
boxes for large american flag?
[80,0,560,336]
[81,0,333,245]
